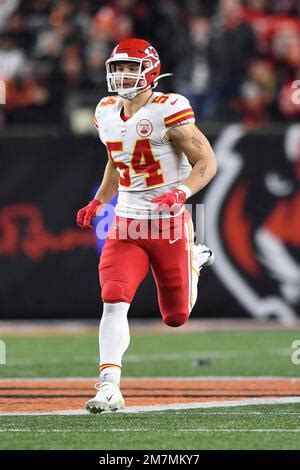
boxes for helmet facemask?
[106,58,157,100]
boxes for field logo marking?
[291,340,300,365]
[0,340,6,365]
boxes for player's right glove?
[76,199,102,229]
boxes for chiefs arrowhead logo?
[136,119,153,137]
[203,124,300,324]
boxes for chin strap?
[118,84,152,100]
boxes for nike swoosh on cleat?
[107,394,113,402]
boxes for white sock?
[99,302,130,386]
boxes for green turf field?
[1,329,300,450]
[1,404,300,450]
[2,330,299,378]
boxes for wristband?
[177,185,192,199]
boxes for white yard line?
[118,397,300,413]
[156,411,300,415]
[1,396,300,416]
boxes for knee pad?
[163,312,189,328]
[101,280,128,303]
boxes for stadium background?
[1,0,299,323]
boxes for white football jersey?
[94,91,195,219]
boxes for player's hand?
[76,199,102,229]
[151,188,187,215]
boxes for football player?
[77,38,217,413]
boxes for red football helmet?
[106,38,168,100]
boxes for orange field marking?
[1,378,300,413]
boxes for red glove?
[151,188,188,215]
[76,199,102,229]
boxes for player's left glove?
[151,186,191,215]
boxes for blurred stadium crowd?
[0,0,299,128]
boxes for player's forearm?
[94,185,118,204]
[181,155,217,196]
[94,161,119,204]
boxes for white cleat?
[190,244,214,310]
[85,382,125,414]
[193,244,214,274]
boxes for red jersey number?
[107,140,164,188]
